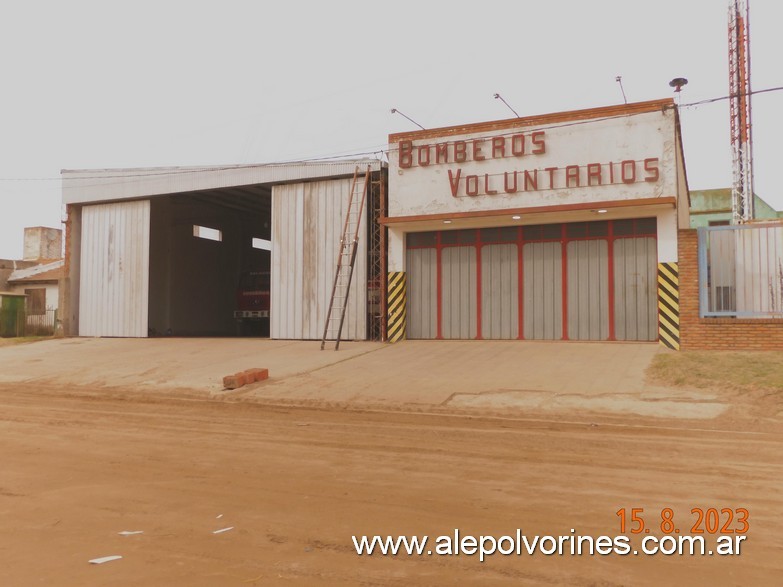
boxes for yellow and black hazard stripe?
[657,262,680,350]
[387,272,406,343]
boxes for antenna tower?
[728,0,755,223]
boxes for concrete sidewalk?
[0,337,379,393]
[248,340,726,419]
[0,337,727,420]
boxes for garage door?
[405,219,657,341]
[79,200,150,337]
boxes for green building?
[689,188,782,227]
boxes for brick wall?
[678,229,783,350]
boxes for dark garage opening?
[148,185,271,337]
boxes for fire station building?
[383,99,688,348]
[60,98,688,349]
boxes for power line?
[677,85,783,108]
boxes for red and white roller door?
[405,218,657,341]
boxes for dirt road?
[1,384,780,586]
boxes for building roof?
[7,259,64,284]
[62,158,384,205]
[389,98,676,142]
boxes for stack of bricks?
[223,368,269,390]
[678,229,783,350]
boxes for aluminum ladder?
[320,165,370,350]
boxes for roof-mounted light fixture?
[390,108,425,130]
[493,93,520,118]
[616,76,628,104]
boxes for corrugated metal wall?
[442,247,477,339]
[734,226,783,315]
[567,240,609,340]
[523,242,563,340]
[406,248,437,339]
[700,224,783,317]
[271,178,367,340]
[614,237,657,340]
[79,200,150,337]
[481,244,519,339]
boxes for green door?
[0,295,25,337]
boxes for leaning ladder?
[320,165,371,350]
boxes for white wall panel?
[79,200,150,337]
[271,178,367,340]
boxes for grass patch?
[648,350,783,393]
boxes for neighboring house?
[689,188,782,227]
[1,226,63,336]
[7,259,64,318]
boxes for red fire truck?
[234,271,270,336]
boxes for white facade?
[384,99,689,343]
[386,100,687,271]
[6,283,59,311]
[390,110,675,217]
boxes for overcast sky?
[1,0,781,259]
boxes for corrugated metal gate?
[271,178,367,340]
[405,218,657,341]
[79,200,151,337]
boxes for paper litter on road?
[118,531,144,536]
[213,527,234,534]
[216,514,223,519]
[89,555,123,565]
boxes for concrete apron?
[0,337,726,420]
